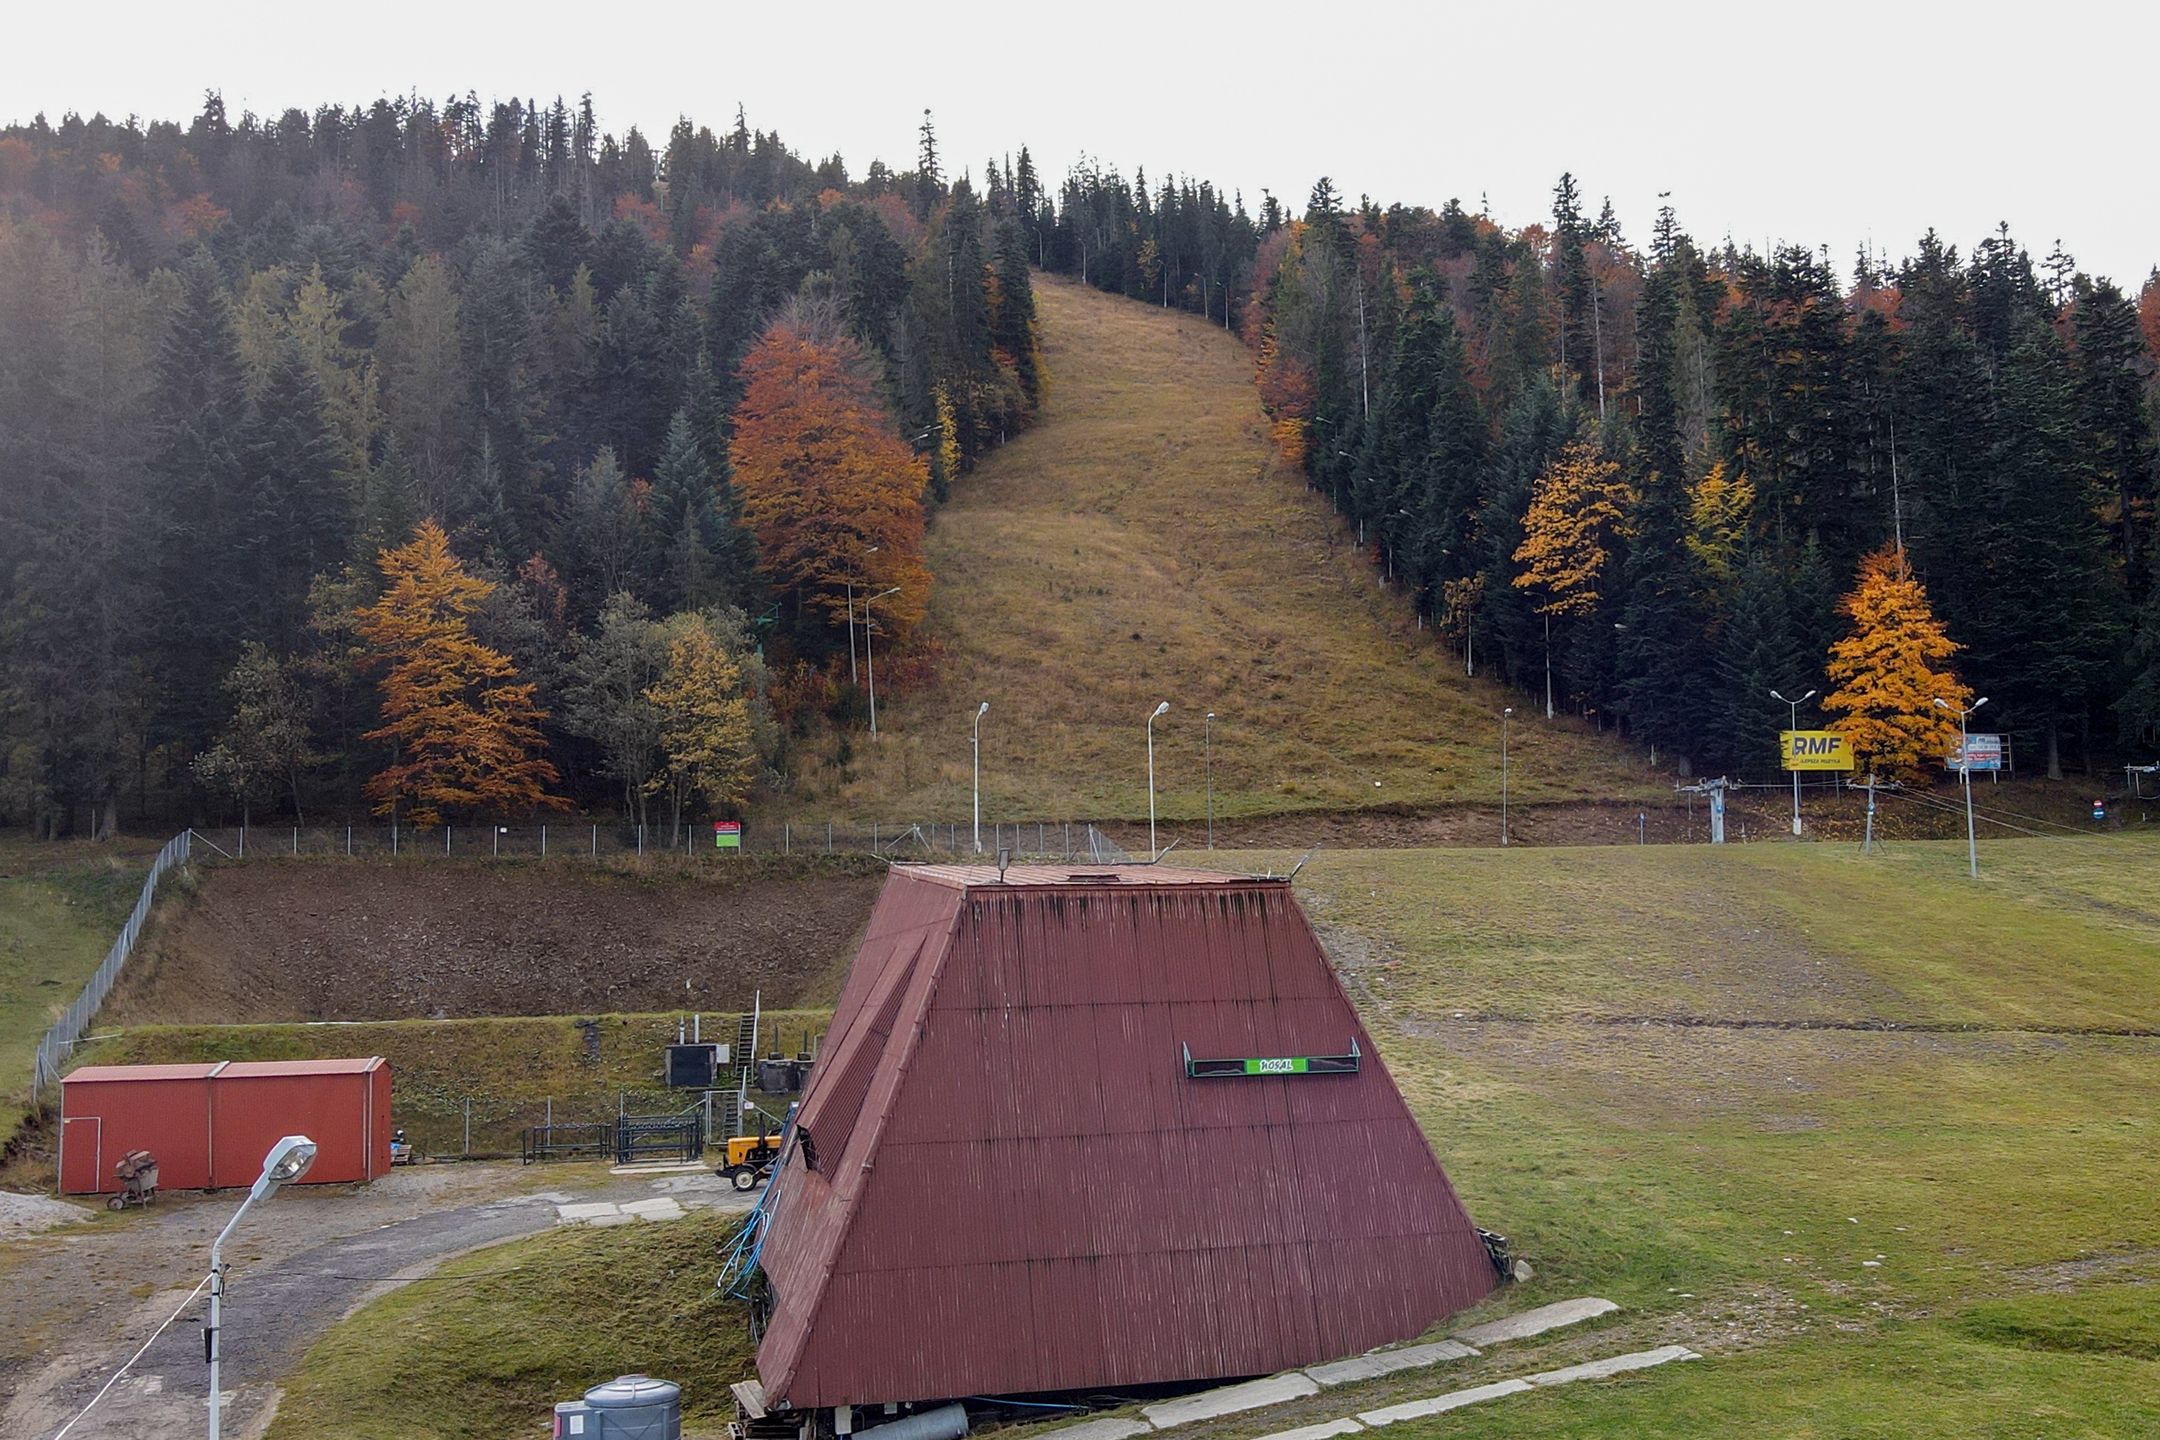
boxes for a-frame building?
[755,864,1498,1411]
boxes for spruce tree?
[148,252,255,762]
[243,342,351,652]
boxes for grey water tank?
[860,1403,969,1440]
[553,1374,682,1439]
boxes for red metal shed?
[754,865,1499,1410]
[59,1057,392,1195]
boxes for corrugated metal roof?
[62,1063,221,1083]
[218,1058,387,1077]
[756,871,1496,1409]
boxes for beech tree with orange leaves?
[356,520,566,826]
[729,307,931,657]
[1822,547,1970,782]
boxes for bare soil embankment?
[104,858,881,1023]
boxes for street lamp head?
[1800,689,1817,703]
[1206,711,1215,721]
[977,701,989,717]
[1152,701,1170,719]
[1972,696,1989,711]
[251,1134,317,1200]
[1503,707,1513,718]
[1769,689,1786,702]
[1932,697,1949,710]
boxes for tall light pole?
[845,545,881,686]
[1204,712,1216,850]
[1935,695,1989,878]
[863,585,900,739]
[972,701,989,853]
[1147,700,1170,860]
[1770,688,1817,837]
[209,1135,317,1440]
[1500,707,1513,846]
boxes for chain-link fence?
[185,819,1132,863]
[31,830,191,1100]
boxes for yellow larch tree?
[1822,546,1970,781]
[645,616,758,835]
[1512,440,1633,716]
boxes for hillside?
[102,857,879,1025]
[0,837,155,1112]
[789,276,1659,825]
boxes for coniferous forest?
[1038,171,2160,787]
[3,93,2156,836]
[0,96,1042,836]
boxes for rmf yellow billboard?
[1781,730,1855,771]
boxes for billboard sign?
[712,820,743,849]
[1947,734,2005,773]
[1780,730,1856,772]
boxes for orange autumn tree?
[356,519,566,826]
[729,310,931,653]
[1822,546,1970,782]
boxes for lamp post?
[1147,701,1170,860]
[845,545,881,686]
[1770,687,1817,837]
[1204,712,1216,850]
[972,701,989,853]
[209,1135,317,1440]
[1935,695,1989,878]
[1501,707,1513,846]
[863,585,900,739]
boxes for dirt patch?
[106,860,882,1023]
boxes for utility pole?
[1204,711,1216,850]
[864,585,900,739]
[1147,701,1170,860]
[972,702,988,853]
[1935,695,1989,878]
[1770,688,1816,836]
[1500,707,1513,846]
[1862,772,1878,854]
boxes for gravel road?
[1,1162,753,1440]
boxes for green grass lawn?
[1235,834,2160,1437]
[0,835,156,1111]
[265,1210,752,1440]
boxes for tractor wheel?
[730,1165,758,1191]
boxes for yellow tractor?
[718,1120,783,1191]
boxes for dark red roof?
[755,866,1497,1409]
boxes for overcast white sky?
[9,0,2155,286]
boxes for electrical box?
[665,1044,724,1089]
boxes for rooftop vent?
[1066,872,1123,883]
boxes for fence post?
[393,823,398,856]
[592,823,598,859]
[463,1097,472,1155]
[493,826,499,858]
[446,824,452,856]
[239,823,245,859]
[872,821,878,851]
[827,822,833,854]
[541,825,547,858]
[292,826,298,856]
[785,823,790,856]
[637,824,644,858]
[346,825,352,857]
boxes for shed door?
[59,1115,102,1194]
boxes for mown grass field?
[0,835,154,1113]
[789,277,1658,824]
[265,1210,751,1440]
[1218,833,2160,1437]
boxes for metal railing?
[31,829,192,1099]
[181,819,1133,862]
